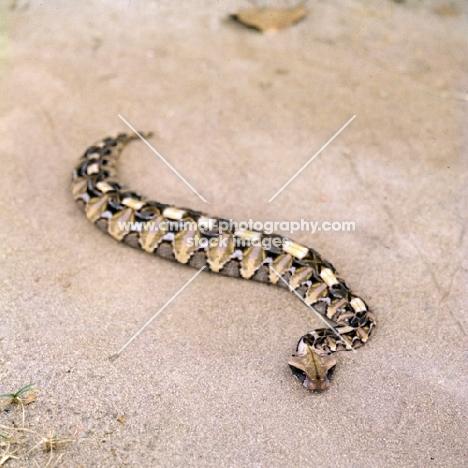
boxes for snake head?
[288,342,337,391]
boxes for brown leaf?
[433,5,460,17]
[22,394,36,405]
[232,6,307,34]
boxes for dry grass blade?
[0,383,75,466]
[26,431,74,456]
[0,383,38,427]
[0,424,74,466]
[0,433,21,466]
[0,440,19,465]
[0,383,38,408]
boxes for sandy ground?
[0,0,467,467]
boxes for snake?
[72,132,376,390]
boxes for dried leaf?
[232,6,307,34]
[22,394,36,405]
[433,5,460,17]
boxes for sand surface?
[0,1,467,466]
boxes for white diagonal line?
[269,265,355,352]
[268,115,356,202]
[109,266,206,361]
[118,114,208,203]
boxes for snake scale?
[72,133,376,390]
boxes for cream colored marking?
[240,245,265,279]
[96,181,115,193]
[207,233,235,272]
[282,241,309,260]
[86,163,100,175]
[269,253,293,284]
[87,152,101,160]
[162,232,175,242]
[334,310,355,324]
[162,207,186,220]
[356,327,369,342]
[139,215,167,252]
[320,268,338,287]
[289,266,314,290]
[326,297,347,320]
[350,297,366,313]
[108,208,135,241]
[122,198,145,210]
[326,336,337,352]
[335,326,354,334]
[231,249,243,260]
[72,178,87,197]
[174,222,200,264]
[234,229,262,241]
[305,282,328,305]
[86,195,109,222]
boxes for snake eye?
[289,364,307,384]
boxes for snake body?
[72,133,376,390]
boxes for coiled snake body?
[72,133,376,390]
